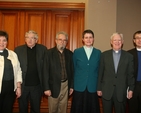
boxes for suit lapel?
[23,45,28,66]
[108,50,115,72]
[36,44,40,66]
[53,47,61,65]
[117,50,126,71]
[22,45,28,78]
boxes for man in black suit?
[128,30,141,113]
[97,33,135,113]
[43,31,74,113]
[14,30,47,113]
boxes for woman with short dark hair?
[0,30,22,113]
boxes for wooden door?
[0,2,84,113]
[0,10,20,50]
[0,10,84,51]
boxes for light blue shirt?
[83,46,93,60]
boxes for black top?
[0,49,14,81]
[25,45,40,86]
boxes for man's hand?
[97,91,102,96]
[44,90,51,96]
[69,88,73,95]
[127,91,133,99]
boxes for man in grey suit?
[14,30,47,113]
[43,31,74,113]
[97,33,135,113]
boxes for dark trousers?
[128,82,141,113]
[18,84,42,113]
[0,80,15,113]
[71,88,100,113]
[102,88,126,113]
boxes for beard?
[57,45,65,51]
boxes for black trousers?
[102,88,126,113]
[0,80,15,113]
[128,82,141,113]
[18,84,42,113]
[71,88,100,113]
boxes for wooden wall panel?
[25,11,47,44]
[0,11,20,50]
[0,10,84,51]
[43,10,84,51]
[44,10,52,49]
[69,10,84,51]
[18,11,26,46]
[50,11,71,48]
[0,2,85,113]
[48,10,84,51]
[0,2,85,10]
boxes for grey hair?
[25,30,38,39]
[110,32,123,40]
[56,31,68,40]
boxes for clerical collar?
[113,49,121,53]
[26,44,36,49]
[136,48,141,51]
[0,50,3,53]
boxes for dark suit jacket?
[43,47,74,98]
[97,49,135,102]
[14,44,47,92]
[128,48,138,81]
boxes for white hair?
[25,30,38,39]
[110,32,123,40]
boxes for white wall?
[117,0,141,50]
[85,0,117,51]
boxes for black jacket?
[14,44,47,93]
[43,47,74,98]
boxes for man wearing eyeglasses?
[43,31,74,113]
[128,31,141,113]
[14,30,47,113]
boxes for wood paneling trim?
[0,1,85,10]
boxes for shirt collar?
[0,50,3,53]
[113,49,121,54]
[136,48,141,51]
[83,45,93,50]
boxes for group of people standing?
[0,29,140,113]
